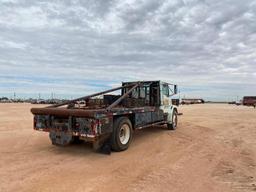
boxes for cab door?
[161,83,171,106]
[160,83,173,122]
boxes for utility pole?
[14,92,16,100]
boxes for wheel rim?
[119,124,130,145]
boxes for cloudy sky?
[0,0,256,101]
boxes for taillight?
[91,119,101,135]
[91,121,96,135]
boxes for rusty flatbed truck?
[31,81,179,152]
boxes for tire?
[167,110,178,130]
[111,117,133,152]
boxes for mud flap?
[49,131,73,146]
[99,139,111,155]
[93,135,112,155]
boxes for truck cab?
[121,81,178,130]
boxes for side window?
[139,87,146,98]
[131,88,139,98]
[122,86,138,98]
[162,84,169,97]
[145,86,150,105]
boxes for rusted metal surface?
[31,107,105,118]
[106,83,140,110]
[32,83,141,117]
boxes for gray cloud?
[0,0,256,100]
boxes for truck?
[31,81,179,153]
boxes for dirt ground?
[0,103,256,192]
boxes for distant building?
[243,96,256,107]
[0,97,11,103]
[181,98,205,105]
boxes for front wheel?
[111,117,133,152]
[167,110,178,130]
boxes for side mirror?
[174,85,178,94]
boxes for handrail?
[48,83,137,108]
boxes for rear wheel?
[167,110,178,130]
[111,117,133,152]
